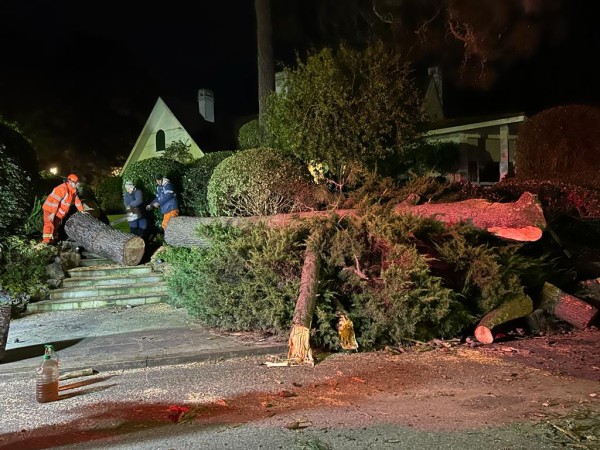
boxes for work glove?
[48,213,55,221]
[146,204,153,211]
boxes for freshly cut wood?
[539,282,599,329]
[287,233,321,366]
[474,293,534,344]
[164,191,546,248]
[64,212,145,266]
[395,192,546,242]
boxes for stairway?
[27,253,169,313]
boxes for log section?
[64,212,145,266]
[474,293,534,344]
[539,282,599,329]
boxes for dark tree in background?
[255,0,275,124]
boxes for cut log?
[395,192,546,242]
[539,282,599,329]
[164,192,546,248]
[64,212,145,266]
[287,233,321,366]
[474,293,534,344]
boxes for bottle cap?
[43,354,51,360]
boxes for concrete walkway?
[0,303,288,376]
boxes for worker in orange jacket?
[42,173,87,244]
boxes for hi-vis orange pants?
[42,212,62,244]
[161,209,179,230]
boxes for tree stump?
[474,293,534,344]
[64,212,145,266]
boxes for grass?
[107,214,130,233]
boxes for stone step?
[63,274,164,288]
[27,293,168,313]
[48,282,168,300]
[68,265,154,278]
[79,258,117,267]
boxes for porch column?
[499,125,509,181]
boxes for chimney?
[424,66,444,121]
[198,89,215,122]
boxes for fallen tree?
[163,192,546,364]
[164,192,546,248]
[64,212,145,266]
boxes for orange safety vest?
[43,182,84,218]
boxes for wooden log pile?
[64,212,145,266]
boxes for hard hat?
[67,174,79,183]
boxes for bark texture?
[395,192,546,242]
[539,282,599,329]
[0,305,10,361]
[474,293,534,344]
[287,237,321,366]
[64,212,145,266]
[164,192,546,249]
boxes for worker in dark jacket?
[146,174,179,230]
[123,180,147,236]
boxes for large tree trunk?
[394,192,546,242]
[164,192,546,249]
[287,233,321,366]
[64,213,145,266]
[474,293,534,344]
[539,282,599,329]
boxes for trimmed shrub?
[515,105,600,189]
[237,119,264,150]
[182,151,234,216]
[96,176,124,214]
[207,147,317,217]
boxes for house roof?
[421,112,526,135]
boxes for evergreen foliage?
[207,147,317,217]
[163,139,195,165]
[158,208,542,350]
[237,119,265,150]
[0,236,55,315]
[182,151,234,216]
[263,40,425,189]
[0,146,33,238]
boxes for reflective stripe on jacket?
[43,182,84,218]
[152,178,179,214]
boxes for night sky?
[1,1,600,180]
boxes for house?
[422,67,526,184]
[120,90,215,174]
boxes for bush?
[0,120,40,188]
[264,40,425,188]
[182,151,234,216]
[207,147,317,217]
[237,119,264,150]
[163,139,195,164]
[0,146,34,238]
[515,105,600,189]
[96,176,124,214]
[0,236,55,316]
